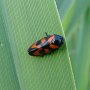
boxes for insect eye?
[58,39,61,43]
[51,38,55,43]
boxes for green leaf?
[56,0,73,21]
[75,8,90,90]
[0,4,20,90]
[63,0,89,35]
[55,0,90,90]
[0,0,76,90]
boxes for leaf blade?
[1,0,76,90]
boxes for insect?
[28,32,64,56]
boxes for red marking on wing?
[44,49,50,53]
[41,38,46,44]
[31,42,41,48]
[48,35,55,43]
[50,44,59,49]
[33,48,42,56]
[34,50,40,55]
[31,42,37,48]
[37,45,41,48]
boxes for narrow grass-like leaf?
[75,8,90,90]
[56,0,73,21]
[63,0,89,35]
[0,4,20,90]
[0,0,76,90]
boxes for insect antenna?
[45,32,49,36]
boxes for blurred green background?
[0,0,90,90]
[56,0,90,90]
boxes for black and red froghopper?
[28,32,64,56]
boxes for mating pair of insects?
[28,32,64,56]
